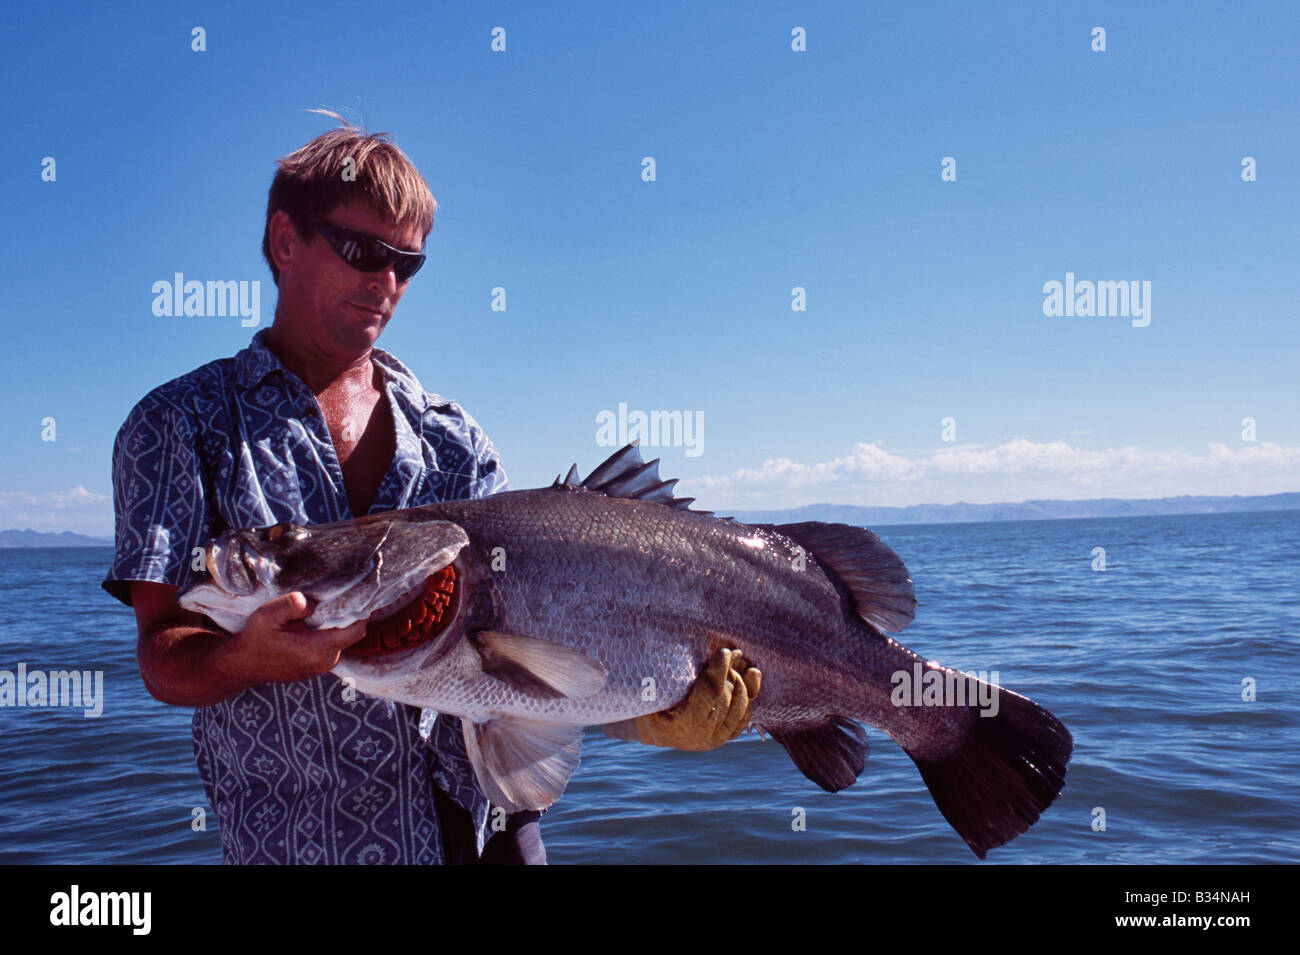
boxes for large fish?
[179,443,1072,858]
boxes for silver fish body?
[339,490,937,744]
[180,444,1072,858]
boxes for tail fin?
[907,686,1073,859]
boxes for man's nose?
[365,265,400,296]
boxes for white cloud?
[7,442,1300,533]
[684,441,1300,510]
[0,486,108,509]
[0,486,112,535]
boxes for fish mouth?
[343,565,460,658]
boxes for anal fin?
[767,717,868,792]
[462,717,585,812]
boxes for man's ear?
[267,210,305,279]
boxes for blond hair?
[261,109,436,285]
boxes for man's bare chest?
[317,385,396,516]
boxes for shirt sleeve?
[102,390,215,606]
[468,418,509,497]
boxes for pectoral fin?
[463,717,585,812]
[473,630,608,699]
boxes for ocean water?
[1,510,1297,864]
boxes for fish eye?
[259,522,309,547]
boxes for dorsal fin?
[552,441,706,512]
[758,521,917,633]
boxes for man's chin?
[339,310,389,347]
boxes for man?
[103,115,758,864]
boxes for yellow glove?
[605,648,762,751]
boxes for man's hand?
[212,592,367,687]
[607,648,762,751]
[133,581,365,707]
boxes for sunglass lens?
[322,227,423,281]
[396,256,424,282]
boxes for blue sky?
[4,1,1298,535]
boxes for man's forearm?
[133,584,366,707]
[138,617,251,707]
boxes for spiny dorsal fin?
[759,521,917,633]
[552,442,706,512]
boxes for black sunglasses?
[315,224,426,282]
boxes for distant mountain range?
[0,529,113,548]
[728,491,1300,526]
[2,491,1297,546]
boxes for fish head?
[177,514,470,636]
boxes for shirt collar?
[234,328,283,387]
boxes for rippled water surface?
[2,510,1297,864]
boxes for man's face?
[275,199,426,359]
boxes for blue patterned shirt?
[103,328,508,864]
